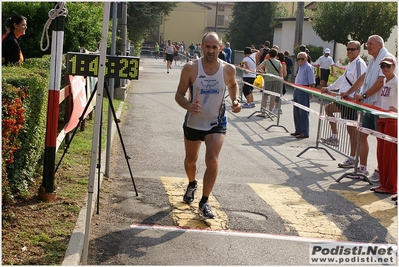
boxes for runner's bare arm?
[175,62,202,114]
[224,64,241,113]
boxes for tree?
[310,2,398,45]
[225,2,287,50]
[2,2,106,58]
[126,2,176,47]
[63,2,108,53]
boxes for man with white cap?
[315,48,335,87]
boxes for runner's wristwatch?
[362,93,367,99]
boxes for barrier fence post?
[296,97,335,159]
[337,111,372,184]
[248,74,273,119]
[265,78,288,132]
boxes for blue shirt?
[295,62,315,86]
[224,47,232,63]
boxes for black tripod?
[55,80,138,214]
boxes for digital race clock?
[66,52,139,79]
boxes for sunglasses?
[380,63,393,69]
[346,48,358,51]
[297,58,306,61]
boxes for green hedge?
[2,58,50,205]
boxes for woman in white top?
[372,56,397,195]
[241,47,258,108]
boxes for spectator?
[256,48,284,117]
[316,48,335,87]
[2,17,11,41]
[195,43,201,58]
[370,56,397,194]
[160,41,165,61]
[320,41,367,168]
[341,35,393,182]
[274,52,287,114]
[218,49,226,61]
[241,47,258,108]
[284,50,293,81]
[264,45,279,61]
[299,44,312,63]
[173,42,179,65]
[291,52,315,138]
[188,42,195,57]
[224,42,232,63]
[2,14,27,66]
[342,35,396,181]
[256,40,270,65]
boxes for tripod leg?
[104,82,138,196]
[54,84,98,174]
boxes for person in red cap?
[371,56,397,194]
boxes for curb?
[61,101,125,266]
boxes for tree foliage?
[2,2,106,58]
[226,2,287,50]
[310,2,398,45]
[126,2,176,46]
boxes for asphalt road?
[66,56,397,266]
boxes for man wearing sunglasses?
[320,41,367,168]
[291,52,315,139]
[341,35,396,181]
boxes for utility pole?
[294,2,305,47]
[215,2,218,33]
[118,2,128,87]
[105,2,118,178]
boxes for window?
[217,15,225,26]
[218,5,225,12]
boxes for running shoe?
[242,103,252,108]
[338,158,355,168]
[368,170,380,183]
[347,167,369,178]
[183,183,197,203]
[199,202,214,219]
[321,136,339,147]
[250,102,256,108]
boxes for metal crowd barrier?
[234,65,398,185]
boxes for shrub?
[2,59,50,206]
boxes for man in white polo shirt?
[316,48,335,87]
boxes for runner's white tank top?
[184,58,227,131]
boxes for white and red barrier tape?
[235,65,398,144]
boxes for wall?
[203,2,234,41]
[159,2,208,45]
[273,20,334,58]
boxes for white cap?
[324,48,331,54]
